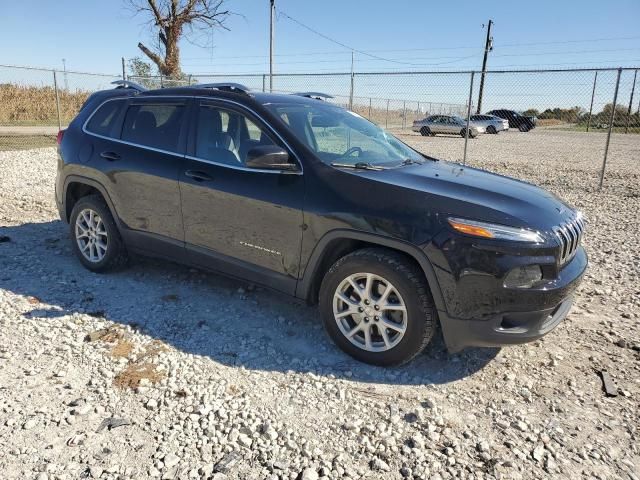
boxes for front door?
[179,100,304,294]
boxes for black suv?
[56,81,587,366]
[486,109,536,132]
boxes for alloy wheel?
[75,208,108,263]
[332,273,407,352]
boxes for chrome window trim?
[82,95,304,175]
[184,154,300,175]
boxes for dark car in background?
[486,109,537,132]
[55,81,586,366]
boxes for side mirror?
[245,145,297,171]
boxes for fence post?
[368,98,372,119]
[586,71,598,132]
[349,70,355,111]
[53,70,62,131]
[463,71,475,166]
[599,68,622,190]
[385,99,389,129]
[188,74,192,86]
[262,75,266,93]
[625,69,637,134]
[160,75,164,88]
[402,101,406,129]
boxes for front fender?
[295,228,446,313]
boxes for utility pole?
[269,0,275,93]
[476,20,493,114]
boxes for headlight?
[448,217,544,243]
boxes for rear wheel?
[69,195,128,273]
[420,126,431,137]
[319,248,437,366]
[518,124,530,132]
[486,125,497,134]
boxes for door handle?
[100,151,120,161]
[185,170,213,182]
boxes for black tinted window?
[121,103,185,152]
[86,100,124,137]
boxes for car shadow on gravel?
[0,220,499,386]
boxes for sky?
[1,0,639,75]
[1,1,639,113]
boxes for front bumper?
[426,234,587,352]
[440,294,575,352]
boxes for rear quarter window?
[85,100,125,137]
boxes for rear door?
[179,99,304,294]
[89,97,189,253]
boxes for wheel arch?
[296,229,445,312]
[63,176,119,225]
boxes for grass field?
[0,83,89,126]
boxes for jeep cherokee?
[55,81,587,366]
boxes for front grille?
[554,215,585,265]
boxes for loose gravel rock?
[0,132,639,480]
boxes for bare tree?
[130,0,230,78]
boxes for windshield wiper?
[330,162,386,171]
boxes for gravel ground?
[0,129,639,480]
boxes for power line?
[497,35,640,48]
[275,8,477,67]
[492,47,640,58]
[181,35,640,61]
[186,59,640,75]
[181,46,639,68]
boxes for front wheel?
[486,125,497,134]
[319,248,437,366]
[518,124,530,132]
[420,126,431,137]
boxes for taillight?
[56,129,65,145]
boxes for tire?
[486,125,497,134]
[69,194,128,273]
[518,124,530,132]
[319,248,437,366]
[420,126,431,137]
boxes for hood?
[364,161,575,231]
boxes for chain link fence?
[1,64,638,188]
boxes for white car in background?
[469,114,509,134]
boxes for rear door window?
[86,100,125,137]
[121,102,186,152]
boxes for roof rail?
[187,82,251,94]
[111,80,147,92]
[292,92,334,100]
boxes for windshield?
[263,101,425,167]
